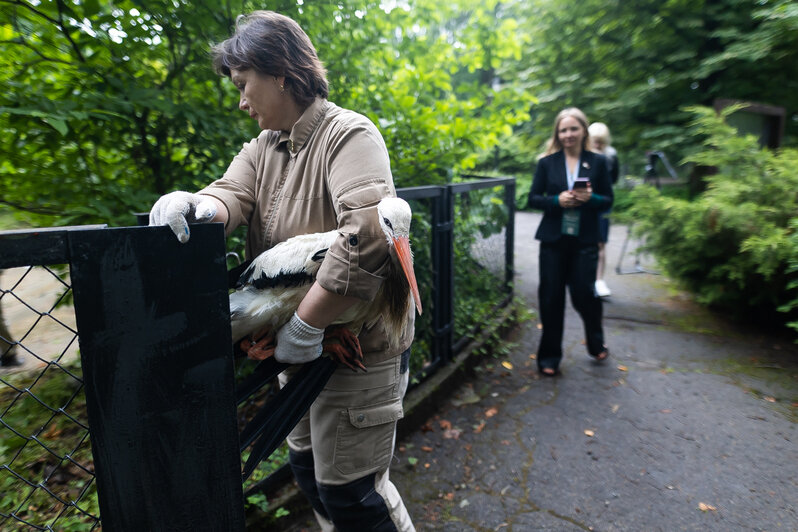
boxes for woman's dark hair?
[211,11,328,107]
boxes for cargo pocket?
[334,400,404,477]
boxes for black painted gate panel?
[68,224,244,532]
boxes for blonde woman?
[526,108,613,376]
[588,122,619,298]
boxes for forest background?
[1,0,797,334]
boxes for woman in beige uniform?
[149,11,414,531]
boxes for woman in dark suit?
[527,107,613,376]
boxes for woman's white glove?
[149,191,218,243]
[275,312,324,364]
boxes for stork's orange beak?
[393,235,422,315]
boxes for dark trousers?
[537,237,604,370]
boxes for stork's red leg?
[242,328,276,361]
[323,326,366,372]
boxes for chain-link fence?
[1,225,244,531]
[452,182,514,350]
[1,265,100,531]
[0,178,516,526]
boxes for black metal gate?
[0,176,515,529]
[1,224,245,531]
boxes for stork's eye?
[383,217,393,229]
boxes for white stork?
[229,197,422,369]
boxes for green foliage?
[628,107,798,335]
[309,0,533,186]
[453,186,511,340]
[1,0,245,227]
[612,179,690,224]
[0,0,531,228]
[779,218,798,335]
[492,0,798,178]
[0,204,23,230]
[406,203,434,375]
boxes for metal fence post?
[68,224,245,531]
[504,180,516,292]
[432,187,454,362]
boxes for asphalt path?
[282,211,798,531]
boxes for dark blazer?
[526,150,613,243]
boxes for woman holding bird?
[149,11,417,531]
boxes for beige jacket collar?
[278,97,330,155]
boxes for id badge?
[561,209,580,236]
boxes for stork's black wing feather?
[249,270,316,290]
[235,249,329,290]
[240,356,336,481]
[234,357,290,405]
[228,260,252,289]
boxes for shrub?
[628,106,798,337]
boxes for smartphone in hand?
[573,177,590,189]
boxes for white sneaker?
[595,279,611,297]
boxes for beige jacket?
[199,98,413,362]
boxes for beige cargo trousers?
[279,349,415,531]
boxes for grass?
[0,362,101,531]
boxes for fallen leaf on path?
[42,425,63,439]
[660,409,672,414]
[438,419,452,431]
[501,440,511,446]
[421,445,434,452]
[611,404,620,413]
[529,353,537,359]
[443,428,462,439]
[617,364,628,372]
[452,386,481,407]
[474,421,486,433]
[764,396,776,403]
[584,429,595,437]
[698,502,717,512]
[443,492,454,501]
[501,361,513,370]
[485,407,498,418]
[424,463,431,468]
